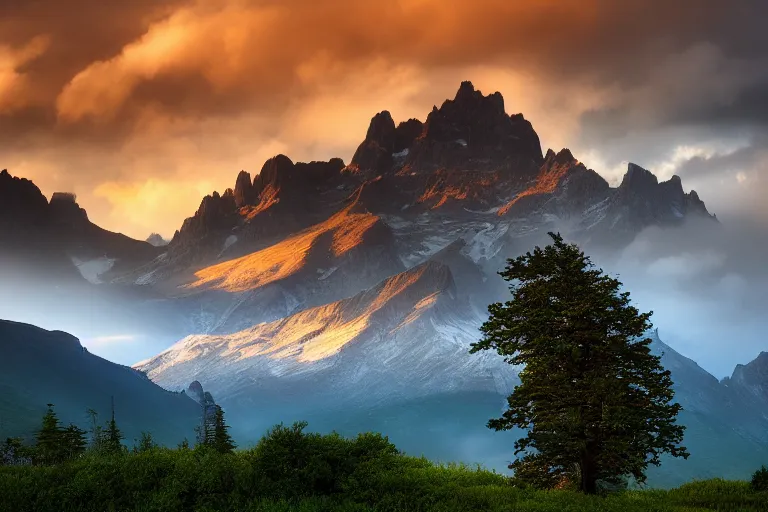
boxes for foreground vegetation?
[1,421,767,512]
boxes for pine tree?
[211,405,236,453]
[470,232,689,493]
[104,397,124,454]
[35,404,64,464]
[61,424,87,460]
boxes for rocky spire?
[404,81,543,173]
[234,170,254,207]
[350,111,398,173]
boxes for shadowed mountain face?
[0,170,161,281]
[0,320,200,445]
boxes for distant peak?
[620,163,659,190]
[50,191,78,204]
[365,111,396,145]
[455,80,476,99]
[547,148,576,166]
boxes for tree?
[470,232,688,494]
[104,397,124,454]
[86,408,105,452]
[61,424,87,460]
[133,432,157,453]
[35,404,64,464]
[211,405,236,453]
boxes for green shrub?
[1,425,767,511]
[751,465,768,492]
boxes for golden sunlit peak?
[186,201,381,293]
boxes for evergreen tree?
[104,398,124,454]
[133,432,157,453]
[86,408,105,452]
[35,404,64,464]
[211,405,236,453]
[470,232,689,494]
[61,424,87,460]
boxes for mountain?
[94,82,715,348]
[136,258,516,407]
[146,233,169,247]
[0,320,201,446]
[0,170,161,282]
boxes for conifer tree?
[211,405,236,453]
[35,404,64,464]
[104,397,124,454]
[86,408,105,452]
[61,424,87,460]
[470,232,689,493]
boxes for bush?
[248,421,399,500]
[751,465,768,492]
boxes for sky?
[1,0,767,239]
[2,0,768,375]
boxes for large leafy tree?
[470,232,688,493]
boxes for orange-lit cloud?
[0,36,49,113]
[1,0,768,238]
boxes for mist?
[587,216,768,378]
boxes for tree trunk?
[580,455,598,494]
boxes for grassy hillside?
[1,423,766,512]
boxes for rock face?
[0,170,161,281]
[727,351,768,403]
[406,81,542,174]
[146,233,169,247]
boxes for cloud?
[3,0,768,237]
[597,218,768,378]
[0,36,49,113]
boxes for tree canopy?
[470,232,688,493]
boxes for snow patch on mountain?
[71,256,116,284]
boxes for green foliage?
[0,437,34,466]
[35,404,64,464]
[248,421,399,500]
[133,432,157,454]
[470,232,689,494]
[751,465,768,492]
[60,424,87,461]
[0,430,765,512]
[211,405,236,454]
[104,414,124,455]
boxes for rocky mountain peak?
[619,163,659,192]
[234,170,254,207]
[49,192,89,226]
[404,82,543,174]
[257,154,295,186]
[0,169,50,225]
[146,233,169,247]
[730,352,768,401]
[350,111,399,173]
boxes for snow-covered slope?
[135,260,517,405]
